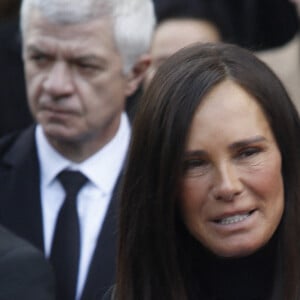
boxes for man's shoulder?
[0,131,22,151]
[0,126,35,159]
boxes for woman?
[112,43,300,299]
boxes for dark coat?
[0,126,120,300]
[0,224,55,300]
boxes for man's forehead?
[25,37,114,63]
[24,13,116,53]
[25,8,113,38]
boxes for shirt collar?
[36,113,130,195]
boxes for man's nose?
[42,61,74,98]
[212,162,243,201]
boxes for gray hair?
[20,0,156,73]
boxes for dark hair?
[116,43,300,300]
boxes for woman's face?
[180,80,284,258]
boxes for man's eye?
[29,54,51,65]
[78,63,94,69]
[76,62,104,75]
[31,54,46,61]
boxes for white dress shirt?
[36,113,130,300]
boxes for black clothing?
[0,225,55,300]
[102,233,282,300]
[180,232,281,300]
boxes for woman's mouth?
[215,210,255,225]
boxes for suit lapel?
[0,126,44,251]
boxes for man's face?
[23,10,132,154]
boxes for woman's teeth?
[217,213,251,225]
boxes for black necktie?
[50,170,88,300]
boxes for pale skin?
[181,80,284,258]
[290,0,300,15]
[144,18,221,86]
[23,9,150,162]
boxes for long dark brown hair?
[116,43,300,300]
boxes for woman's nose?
[212,162,243,201]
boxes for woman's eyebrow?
[229,136,267,150]
[184,136,267,156]
[183,150,206,158]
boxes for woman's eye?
[184,159,205,168]
[182,158,209,176]
[238,147,261,159]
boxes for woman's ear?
[125,54,151,97]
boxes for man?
[0,0,155,299]
[0,224,55,300]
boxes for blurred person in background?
[256,0,300,111]
[144,0,222,87]
[152,0,300,110]
[144,17,221,86]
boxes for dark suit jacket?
[0,125,120,300]
[0,224,55,300]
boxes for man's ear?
[125,54,151,97]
